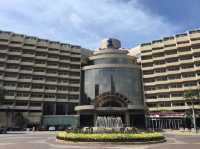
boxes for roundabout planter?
[56,132,165,144]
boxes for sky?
[0,0,200,50]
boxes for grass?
[57,132,165,142]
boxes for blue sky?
[0,0,199,50]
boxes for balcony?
[176,35,189,43]
[0,57,6,62]
[11,35,24,42]
[16,96,30,100]
[6,68,20,72]
[46,81,57,85]
[168,78,183,83]
[33,71,46,75]
[18,78,32,82]
[35,55,47,60]
[45,89,57,93]
[143,74,154,78]
[178,50,192,56]
[180,68,195,73]
[141,44,152,51]
[59,66,70,71]
[20,70,33,74]
[46,73,57,77]
[57,90,68,94]
[59,74,70,78]
[181,76,197,82]
[23,45,36,50]
[4,86,17,90]
[191,40,200,45]
[36,47,48,52]
[70,69,80,72]
[165,54,177,59]
[47,65,59,69]
[0,40,9,45]
[60,59,70,64]
[29,106,43,111]
[0,32,10,40]
[31,97,44,101]
[59,82,69,86]
[153,64,166,69]
[4,77,18,81]
[141,51,152,56]
[153,72,167,77]
[143,82,155,86]
[8,51,21,56]
[153,56,164,61]
[24,38,37,45]
[189,32,200,39]
[69,91,79,95]
[166,61,180,67]
[167,70,180,75]
[170,97,184,101]
[69,76,80,80]
[164,46,176,51]
[0,49,8,54]
[21,61,34,66]
[22,53,35,58]
[32,88,45,92]
[163,39,176,45]
[37,40,49,47]
[47,57,59,61]
[70,61,81,65]
[17,87,31,91]
[177,42,190,48]
[49,42,60,49]
[148,106,173,111]
[71,54,81,58]
[32,80,45,84]
[44,97,56,102]
[69,83,80,87]
[9,42,23,48]
[169,88,184,92]
[151,42,163,49]
[4,95,15,100]
[7,60,21,64]
[142,66,154,71]
[0,66,5,71]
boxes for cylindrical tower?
[76,38,145,127]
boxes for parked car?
[0,127,7,134]
[48,126,56,131]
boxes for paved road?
[0,131,200,149]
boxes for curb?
[56,138,166,145]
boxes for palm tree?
[184,89,200,133]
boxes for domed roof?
[100,38,121,50]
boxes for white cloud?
[0,0,179,49]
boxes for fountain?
[95,116,123,128]
[88,116,124,133]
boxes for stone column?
[93,113,97,126]
[125,112,130,127]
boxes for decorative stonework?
[95,92,129,108]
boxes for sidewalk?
[164,129,200,136]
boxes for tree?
[184,89,200,133]
[0,86,5,103]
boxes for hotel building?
[140,29,200,129]
[0,30,83,128]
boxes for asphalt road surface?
[0,131,200,149]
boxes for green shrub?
[57,132,165,142]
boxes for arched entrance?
[94,92,129,125]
